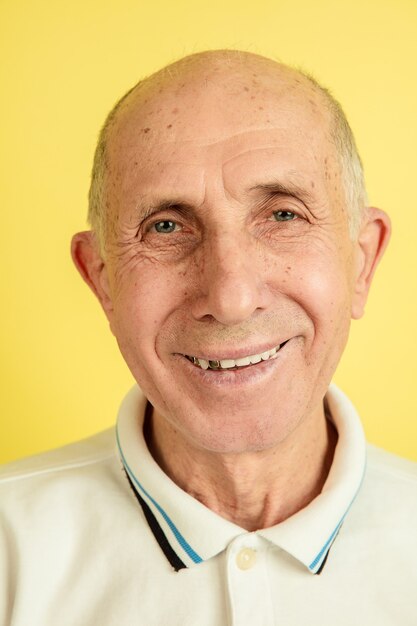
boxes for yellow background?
[1,0,416,464]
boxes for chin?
[169,400,304,455]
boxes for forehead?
[105,63,339,204]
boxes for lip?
[175,338,294,388]
[178,339,289,362]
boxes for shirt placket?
[225,533,275,626]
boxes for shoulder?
[0,430,152,623]
[365,443,417,487]
[351,444,417,524]
[0,428,116,484]
[0,429,128,522]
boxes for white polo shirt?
[1,385,416,625]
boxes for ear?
[351,207,391,319]
[71,231,114,323]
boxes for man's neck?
[145,405,338,531]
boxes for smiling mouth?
[185,340,289,371]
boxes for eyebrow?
[249,180,315,205]
[135,199,195,222]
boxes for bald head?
[88,50,367,250]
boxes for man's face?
[100,66,359,453]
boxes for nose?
[190,234,271,326]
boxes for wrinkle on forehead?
[107,97,333,181]
[112,126,321,162]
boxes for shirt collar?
[116,383,366,573]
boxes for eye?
[272,210,298,222]
[151,220,180,234]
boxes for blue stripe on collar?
[117,426,203,565]
[309,520,343,572]
[309,457,367,573]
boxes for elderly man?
[1,50,416,625]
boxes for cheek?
[277,248,353,395]
[283,249,352,336]
[111,263,190,352]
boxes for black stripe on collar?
[124,469,186,572]
[315,523,343,575]
[315,548,329,575]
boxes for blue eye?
[153,220,178,234]
[272,211,297,221]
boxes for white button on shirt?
[1,384,417,626]
[227,536,275,625]
[235,547,257,570]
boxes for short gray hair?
[88,58,368,251]
[303,74,368,236]
[88,83,140,250]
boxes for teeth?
[235,356,251,366]
[189,344,283,370]
[219,359,236,369]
